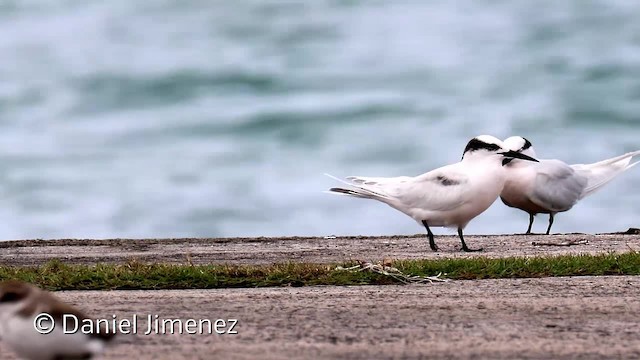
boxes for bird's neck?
[461,155,500,167]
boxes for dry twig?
[531,239,588,247]
[335,261,448,284]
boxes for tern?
[0,279,116,360]
[325,135,539,252]
[500,136,640,234]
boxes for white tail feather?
[573,150,640,169]
[572,150,640,199]
[323,173,393,200]
[322,190,364,197]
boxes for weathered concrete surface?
[1,276,639,360]
[1,230,639,266]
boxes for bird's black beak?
[499,150,539,162]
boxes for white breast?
[1,314,105,360]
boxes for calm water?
[0,0,639,240]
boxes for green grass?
[1,252,639,291]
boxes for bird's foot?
[461,246,483,252]
[428,236,438,251]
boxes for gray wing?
[529,159,589,212]
[385,167,472,212]
[340,166,471,212]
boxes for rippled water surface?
[1,0,639,239]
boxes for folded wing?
[325,168,471,213]
[529,159,588,212]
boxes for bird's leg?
[458,228,483,252]
[421,220,438,251]
[526,213,534,234]
[546,214,555,235]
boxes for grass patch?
[1,252,639,291]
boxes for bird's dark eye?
[0,291,21,303]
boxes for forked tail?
[326,187,371,198]
[571,150,640,199]
[323,173,393,201]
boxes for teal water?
[0,0,639,239]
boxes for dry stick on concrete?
[531,239,589,247]
[335,261,448,284]
[185,252,194,266]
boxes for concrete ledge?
[1,230,639,266]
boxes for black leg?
[53,355,92,360]
[526,213,534,234]
[422,220,438,251]
[546,214,555,235]
[458,228,483,252]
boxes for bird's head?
[0,280,33,314]
[501,136,538,166]
[461,135,539,165]
[503,136,537,157]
